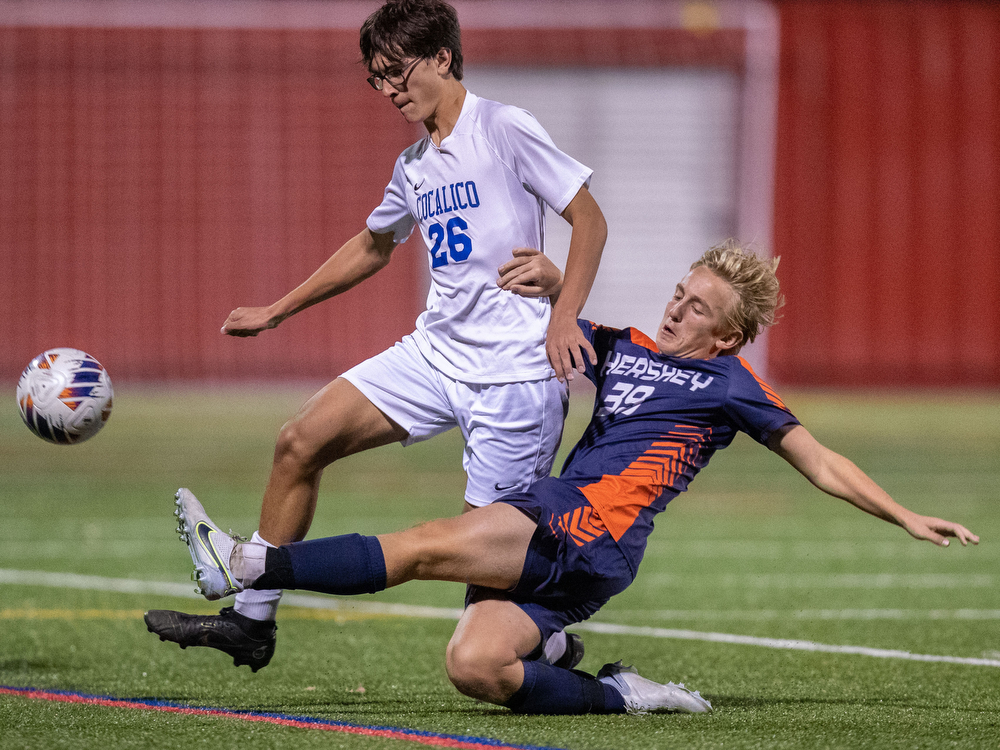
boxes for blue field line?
[1,685,569,749]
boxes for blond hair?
[691,239,783,356]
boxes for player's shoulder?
[731,355,769,381]
[466,93,541,137]
[728,355,792,410]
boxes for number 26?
[429,217,473,268]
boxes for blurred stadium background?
[3,4,999,746]
[3,0,997,389]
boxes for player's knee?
[446,641,500,701]
[272,417,330,473]
[446,637,519,704]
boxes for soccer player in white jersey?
[145,0,606,671]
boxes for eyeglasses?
[367,57,424,91]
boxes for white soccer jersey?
[366,92,593,384]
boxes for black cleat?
[552,632,585,670]
[144,606,276,672]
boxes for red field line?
[0,686,563,749]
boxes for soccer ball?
[16,348,114,444]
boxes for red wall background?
[1,27,425,381]
[2,2,999,387]
[0,21,743,383]
[770,0,1000,387]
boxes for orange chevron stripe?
[578,508,606,538]
[561,504,608,547]
[736,356,788,411]
[580,426,710,542]
[569,508,595,540]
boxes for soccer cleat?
[597,661,713,714]
[144,607,276,672]
[549,632,586,670]
[174,487,243,600]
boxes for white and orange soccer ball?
[16,348,114,444]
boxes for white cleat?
[598,661,713,715]
[174,488,244,601]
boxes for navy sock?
[252,534,387,596]
[504,660,626,715]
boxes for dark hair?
[360,0,464,80]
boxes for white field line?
[0,569,466,620]
[2,568,998,668]
[641,573,994,588]
[646,539,999,561]
[572,622,1000,668]
[609,608,1000,621]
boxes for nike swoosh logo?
[494,482,518,492]
[414,180,425,192]
[196,521,235,588]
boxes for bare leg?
[258,378,407,545]
[379,502,536,589]
[446,595,542,705]
[246,504,535,603]
[152,380,409,665]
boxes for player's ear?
[433,47,452,75]
[717,328,742,353]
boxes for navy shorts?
[467,477,634,644]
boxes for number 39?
[597,383,655,417]
[428,217,473,268]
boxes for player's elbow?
[365,228,397,266]
[595,205,608,238]
[583,203,608,247]
[562,188,607,244]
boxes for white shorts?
[341,334,568,507]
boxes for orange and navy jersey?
[558,320,799,574]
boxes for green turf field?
[2,385,998,749]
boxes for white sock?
[233,531,282,622]
[543,630,568,664]
[230,539,267,587]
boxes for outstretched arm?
[769,424,979,547]
[221,228,397,337]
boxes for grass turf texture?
[1,385,998,749]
